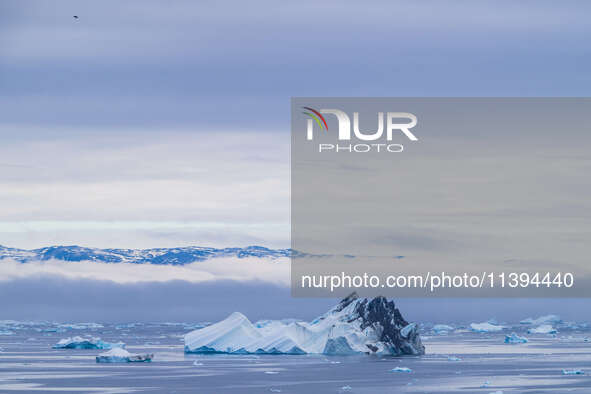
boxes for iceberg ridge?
[184,293,424,356]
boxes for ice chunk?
[184,293,424,356]
[432,324,454,334]
[58,322,104,330]
[562,369,584,375]
[470,322,504,332]
[323,337,357,355]
[53,336,125,350]
[480,380,491,388]
[391,367,412,373]
[340,386,352,391]
[527,325,557,334]
[0,330,15,336]
[96,348,153,363]
[447,356,461,361]
[520,315,561,325]
[400,323,417,338]
[504,333,528,344]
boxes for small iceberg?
[391,367,412,373]
[432,324,454,334]
[562,369,584,375]
[470,322,504,333]
[527,325,557,334]
[96,348,153,363]
[504,333,528,344]
[520,315,561,325]
[53,336,125,350]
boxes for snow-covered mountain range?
[0,245,292,265]
[184,292,425,356]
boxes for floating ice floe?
[480,380,491,388]
[470,322,505,333]
[447,356,461,361]
[489,391,504,394]
[38,327,65,333]
[53,336,125,350]
[0,330,15,336]
[432,324,454,334]
[115,323,139,330]
[58,322,104,330]
[520,315,561,325]
[391,367,412,373]
[562,369,584,375]
[558,321,589,331]
[184,293,424,356]
[527,325,557,335]
[96,348,153,363]
[504,333,528,344]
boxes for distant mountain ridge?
[0,245,292,265]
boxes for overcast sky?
[0,1,590,321]
[2,0,590,249]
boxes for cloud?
[0,129,290,249]
[0,256,290,286]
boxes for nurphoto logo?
[302,107,418,153]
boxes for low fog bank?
[0,277,588,323]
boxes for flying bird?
[73,15,79,19]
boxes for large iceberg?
[184,293,424,356]
[53,336,125,350]
[96,348,153,363]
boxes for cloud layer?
[0,256,290,286]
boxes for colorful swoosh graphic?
[302,107,328,131]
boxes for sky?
[0,1,590,321]
[1,0,590,249]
